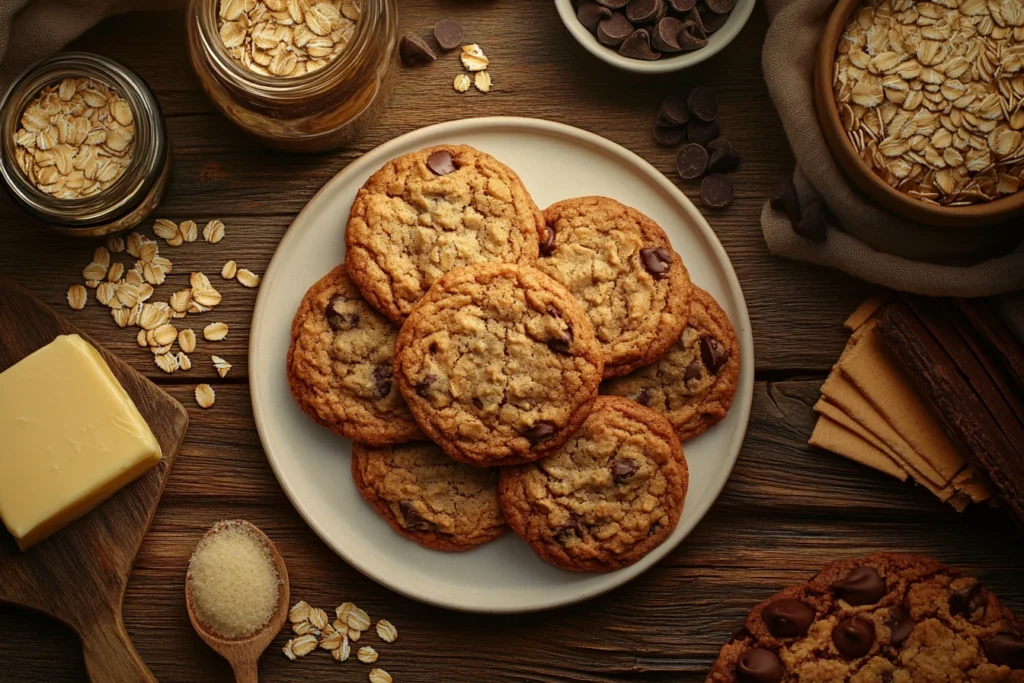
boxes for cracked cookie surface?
[499,396,688,572]
[536,197,691,378]
[351,441,505,551]
[393,263,604,467]
[345,144,543,325]
[603,286,739,441]
[707,553,1024,683]
[287,264,423,445]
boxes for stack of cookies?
[287,144,740,572]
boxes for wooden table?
[1,3,1021,681]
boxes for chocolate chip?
[677,22,709,50]
[707,137,741,172]
[433,19,464,51]
[427,150,456,175]
[687,86,718,122]
[950,580,986,620]
[700,173,734,208]
[984,633,1024,669]
[597,12,634,46]
[640,247,672,278]
[626,0,665,23]
[577,2,614,31]
[415,373,436,398]
[699,336,729,372]
[618,28,661,60]
[327,296,359,331]
[652,16,685,51]
[832,566,886,606]
[793,200,827,242]
[472,397,483,409]
[540,224,557,256]
[699,5,731,32]
[399,33,437,66]
[547,326,574,354]
[372,364,392,399]
[684,359,702,381]
[770,177,802,225]
[736,648,784,683]
[399,500,435,531]
[610,458,638,483]
[687,118,720,147]
[554,519,586,542]
[635,387,653,406]
[705,0,737,12]
[661,95,691,125]
[654,124,687,146]
[676,143,709,180]
[682,8,707,34]
[668,0,697,11]
[888,606,914,645]
[595,0,629,7]
[762,598,816,638]
[833,616,875,659]
[647,521,660,536]
[523,421,557,444]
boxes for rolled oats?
[195,383,216,409]
[236,268,261,288]
[289,601,312,624]
[369,669,392,683]
[177,352,193,371]
[82,261,107,282]
[154,352,179,374]
[153,218,178,241]
[289,634,319,658]
[309,607,330,631]
[204,322,229,341]
[332,637,351,662]
[357,646,378,664]
[66,285,87,310]
[454,74,471,93]
[107,262,125,282]
[221,260,238,279]
[461,44,489,71]
[180,220,199,243]
[202,219,226,244]
[107,236,125,253]
[375,620,397,643]
[212,355,232,377]
[474,71,492,93]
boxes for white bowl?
[554,0,755,74]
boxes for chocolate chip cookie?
[603,286,739,440]
[345,144,544,325]
[393,263,604,467]
[708,553,1024,683]
[288,265,423,446]
[535,196,692,378]
[499,396,688,572]
[351,441,505,551]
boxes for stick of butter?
[0,334,162,550]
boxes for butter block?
[0,334,162,550]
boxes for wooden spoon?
[185,521,290,683]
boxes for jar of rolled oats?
[186,0,399,153]
[0,52,169,238]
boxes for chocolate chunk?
[547,326,574,354]
[399,500,435,531]
[427,150,456,175]
[640,247,672,278]
[327,296,360,331]
[684,359,702,381]
[700,173,733,208]
[699,335,728,372]
[682,8,708,34]
[833,616,875,659]
[433,19,464,51]
[660,95,691,125]
[687,118,720,146]
[832,567,886,606]
[676,143,709,180]
[888,606,914,645]
[950,580,986,620]
[652,16,685,51]
[699,6,731,32]
[372,363,392,399]
[472,397,483,409]
[577,2,614,31]
[610,458,638,483]
[736,648,784,683]
[793,200,827,242]
[523,421,557,444]
[668,0,697,11]
[770,177,802,225]
[555,519,586,541]
[597,12,634,46]
[595,0,629,7]
[647,521,660,536]
[619,28,661,60]
[415,373,436,398]
[687,86,718,122]
[635,387,653,406]
[626,0,666,23]
[705,0,737,13]
[540,224,557,256]
[984,633,1024,669]
[653,124,687,146]
[677,22,709,50]
[707,137,741,172]
[762,598,815,638]
[399,33,437,66]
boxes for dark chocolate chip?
[736,648,784,683]
[415,373,436,398]
[699,5,731,32]
[626,0,665,23]
[399,500,435,531]
[705,0,737,13]
[687,118,720,146]
[577,2,614,31]
[762,598,816,638]
[668,0,697,11]
[640,247,672,278]
[793,200,827,242]
[547,326,574,354]
[595,0,629,8]
[984,633,1024,669]
[888,606,914,645]
[833,616,876,659]
[540,224,557,256]
[652,16,685,51]
[676,143,709,180]
[619,28,661,60]
[950,580,986,620]
[832,567,886,606]
[687,86,718,122]
[399,33,437,66]
[427,150,457,176]
[682,8,707,34]
[372,363,392,399]
[433,19,464,51]
[523,421,557,444]
[635,387,653,406]
[555,519,586,542]
[677,22,709,50]
[647,521,660,536]
[700,173,733,208]
[654,123,687,146]
[707,137,741,172]
[660,95,691,125]
[472,397,483,409]
[699,335,729,372]
[597,12,634,46]
[770,177,802,225]
[610,458,638,483]
[684,359,702,381]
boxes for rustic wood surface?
[0,2,1021,682]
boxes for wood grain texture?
[0,2,1020,682]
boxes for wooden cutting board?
[0,275,188,683]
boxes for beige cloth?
[760,0,1024,298]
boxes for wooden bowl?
[814,0,1024,228]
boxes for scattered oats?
[117,282,140,307]
[180,220,199,243]
[150,343,172,356]
[143,262,166,286]
[195,383,216,409]
[375,620,397,643]
[283,641,297,661]
[93,247,110,269]
[332,637,351,662]
[212,355,232,378]
[97,281,118,307]
[154,352,179,374]
[454,74,471,93]
[309,607,330,631]
[319,630,344,650]
[349,627,362,641]
[333,619,347,632]
[126,232,144,258]
[153,218,179,240]
[112,307,132,328]
[170,289,193,313]
[178,328,197,354]
[67,285,87,310]
[204,322,229,341]
[137,329,148,347]
[289,601,312,624]
[139,303,171,331]
[221,260,237,279]
[107,236,125,253]
[191,271,213,291]
[153,323,177,347]
[137,283,154,302]
[125,267,144,287]
[292,620,317,636]
[166,232,184,247]
[357,646,378,664]
[82,262,107,282]
[203,219,226,244]
[461,44,489,71]
[139,240,158,264]
[127,301,143,327]
[346,606,370,632]
[107,262,124,282]
[474,70,491,93]
[189,301,213,314]
[369,668,392,683]
[289,634,318,658]
[236,268,261,288]
[193,288,223,308]
[177,352,192,371]
[84,279,101,289]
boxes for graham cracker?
[844,296,888,332]
[809,416,908,481]
[814,398,903,468]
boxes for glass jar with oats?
[0,53,169,238]
[186,0,399,153]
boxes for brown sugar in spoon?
[185,521,290,683]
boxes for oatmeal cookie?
[351,441,505,551]
[499,396,688,572]
[603,286,739,440]
[393,263,604,467]
[345,144,543,324]
[287,265,423,445]
[707,553,1024,683]
[536,197,691,377]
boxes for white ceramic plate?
[250,117,754,614]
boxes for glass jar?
[0,53,169,238]
[186,0,399,153]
